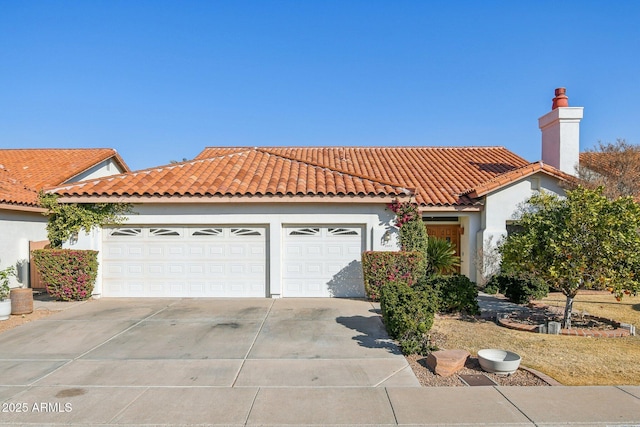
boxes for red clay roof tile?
[50,146,572,206]
[50,149,413,200]
[463,161,576,198]
[0,148,128,207]
[197,146,532,206]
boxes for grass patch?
[431,291,640,386]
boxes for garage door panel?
[103,226,267,297]
[147,264,164,275]
[283,226,365,298]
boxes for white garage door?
[283,226,365,298]
[102,226,267,297]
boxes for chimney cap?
[552,87,569,109]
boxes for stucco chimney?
[538,87,583,176]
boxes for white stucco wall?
[0,209,48,288]
[66,158,126,183]
[69,202,398,298]
[476,173,566,282]
[2,158,126,289]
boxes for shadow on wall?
[336,315,401,355]
[327,260,365,298]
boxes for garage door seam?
[231,299,275,387]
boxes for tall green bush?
[487,273,549,305]
[361,251,426,301]
[387,199,428,253]
[32,249,98,301]
[419,274,480,315]
[379,281,438,355]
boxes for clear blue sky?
[1,1,639,171]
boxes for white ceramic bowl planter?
[477,349,521,375]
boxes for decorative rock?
[426,349,470,377]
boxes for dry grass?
[431,291,640,386]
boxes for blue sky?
[1,1,639,171]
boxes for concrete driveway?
[0,297,419,425]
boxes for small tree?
[500,187,640,328]
[39,192,133,248]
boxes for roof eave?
[0,202,47,213]
[55,193,414,204]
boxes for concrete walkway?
[0,297,638,426]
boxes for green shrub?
[425,237,460,275]
[361,251,426,301]
[420,274,480,315]
[488,273,549,304]
[32,249,98,301]
[379,281,438,355]
[482,281,500,295]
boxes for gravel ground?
[0,308,58,334]
[406,354,550,386]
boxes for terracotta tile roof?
[52,146,571,206]
[0,148,129,207]
[51,149,413,200]
[462,161,576,198]
[197,146,532,206]
[0,166,39,207]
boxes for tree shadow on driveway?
[335,315,401,355]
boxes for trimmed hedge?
[361,251,426,301]
[32,249,98,301]
[419,274,480,315]
[379,281,438,355]
[487,273,549,304]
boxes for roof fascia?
[419,205,483,213]
[469,166,571,198]
[0,203,47,213]
[55,194,414,204]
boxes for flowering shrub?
[387,199,428,253]
[361,251,426,301]
[387,199,420,227]
[32,249,98,301]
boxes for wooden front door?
[425,224,461,272]
[29,240,50,290]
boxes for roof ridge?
[460,160,575,198]
[256,147,415,192]
[47,148,415,196]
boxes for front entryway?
[425,224,462,273]
[101,226,267,297]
